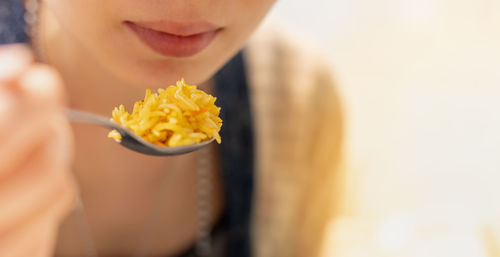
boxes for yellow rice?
[107,78,222,147]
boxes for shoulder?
[244,25,343,149]
[245,26,343,257]
[245,26,340,111]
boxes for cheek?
[224,0,275,42]
[44,0,115,44]
[232,0,276,30]
[44,0,143,80]
[242,0,277,15]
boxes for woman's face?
[43,0,275,87]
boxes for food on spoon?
[107,78,222,147]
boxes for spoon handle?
[65,108,123,131]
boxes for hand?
[0,45,77,257]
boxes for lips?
[125,21,222,58]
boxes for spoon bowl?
[65,109,214,156]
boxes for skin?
[0,0,275,256]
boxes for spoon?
[65,109,215,156]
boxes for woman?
[0,0,343,256]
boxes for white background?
[263,1,500,256]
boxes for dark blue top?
[213,51,255,257]
[0,0,29,45]
[0,1,255,256]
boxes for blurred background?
[263,0,500,256]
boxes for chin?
[95,31,241,89]
[101,56,219,89]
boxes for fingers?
[0,44,75,257]
[0,63,64,134]
[0,117,76,257]
[0,113,54,177]
[0,44,34,126]
[0,216,56,257]
[17,64,64,106]
[0,128,76,234]
[0,190,73,257]
[0,44,33,83]
[0,64,66,177]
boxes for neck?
[38,4,212,117]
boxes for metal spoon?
[65,109,214,156]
